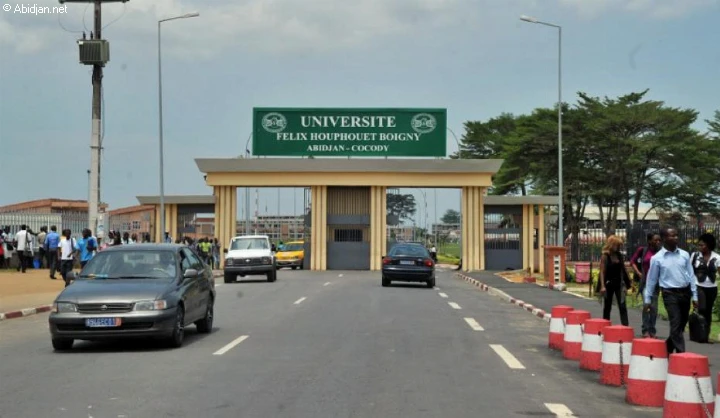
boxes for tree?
[386,193,416,225]
[441,209,460,224]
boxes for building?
[0,198,108,236]
[106,205,155,241]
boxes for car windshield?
[231,238,269,250]
[79,250,178,279]
[281,243,303,251]
[389,245,429,258]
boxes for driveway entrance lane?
[440,273,660,417]
[0,270,339,418]
[200,271,571,418]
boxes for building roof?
[107,205,155,216]
[195,158,504,174]
[0,198,108,212]
[484,195,559,205]
[136,195,216,205]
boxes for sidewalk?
[459,270,720,374]
[0,268,224,320]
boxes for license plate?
[85,317,121,328]
[400,260,415,265]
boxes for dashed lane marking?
[438,292,448,298]
[323,282,331,286]
[463,317,484,331]
[213,335,249,355]
[489,344,525,369]
[448,302,461,309]
[544,403,575,417]
[294,297,307,305]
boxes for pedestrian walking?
[45,226,61,279]
[14,225,32,273]
[644,227,698,354]
[76,228,98,269]
[630,232,662,337]
[599,235,631,326]
[58,229,77,287]
[691,233,719,344]
[36,227,47,268]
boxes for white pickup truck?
[223,235,277,283]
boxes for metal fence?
[0,212,88,236]
[546,222,720,262]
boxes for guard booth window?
[334,229,363,242]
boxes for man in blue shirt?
[44,225,61,279]
[75,228,98,268]
[644,227,698,353]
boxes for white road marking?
[434,287,440,290]
[438,292,448,298]
[338,274,343,277]
[213,335,249,356]
[323,282,331,286]
[489,344,526,369]
[544,403,575,417]
[448,302,461,309]
[463,317,484,331]
[294,297,307,305]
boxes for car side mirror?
[183,268,199,279]
[223,248,228,254]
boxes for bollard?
[548,305,573,351]
[626,338,668,407]
[563,310,591,360]
[600,325,634,386]
[664,353,714,417]
[579,318,611,371]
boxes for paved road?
[0,269,660,417]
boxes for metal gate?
[484,206,522,270]
[326,187,370,270]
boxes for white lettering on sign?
[300,115,397,128]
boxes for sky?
[1,0,719,227]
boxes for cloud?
[557,0,717,19]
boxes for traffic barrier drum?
[579,318,611,371]
[600,325,634,386]
[664,353,714,417]
[563,310,591,360]
[713,372,720,418]
[548,305,573,351]
[626,338,668,407]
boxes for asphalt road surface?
[0,269,662,418]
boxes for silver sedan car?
[48,244,215,351]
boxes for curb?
[456,273,551,323]
[0,272,225,322]
[0,305,53,321]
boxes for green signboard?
[252,108,447,157]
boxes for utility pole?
[61,0,127,237]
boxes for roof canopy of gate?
[195,158,504,188]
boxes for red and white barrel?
[548,305,573,351]
[579,318,611,371]
[713,372,720,418]
[626,338,667,407]
[600,325,634,386]
[563,310,591,361]
[664,352,714,417]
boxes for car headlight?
[226,258,233,266]
[52,302,77,313]
[134,300,169,311]
[262,257,271,264]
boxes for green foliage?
[386,193,416,225]
[455,91,720,239]
[440,209,460,224]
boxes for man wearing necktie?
[644,227,698,353]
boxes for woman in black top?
[600,235,631,326]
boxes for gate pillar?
[461,186,485,271]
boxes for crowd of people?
[0,225,222,285]
[598,228,718,353]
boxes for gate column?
[370,186,387,271]
[310,186,327,271]
[214,186,236,268]
[461,186,485,271]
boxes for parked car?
[275,241,304,269]
[223,235,277,283]
[381,243,436,288]
[48,244,215,351]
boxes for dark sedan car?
[381,243,436,288]
[48,244,215,351]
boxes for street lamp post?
[520,14,563,246]
[447,127,462,252]
[158,12,199,243]
[244,132,252,234]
